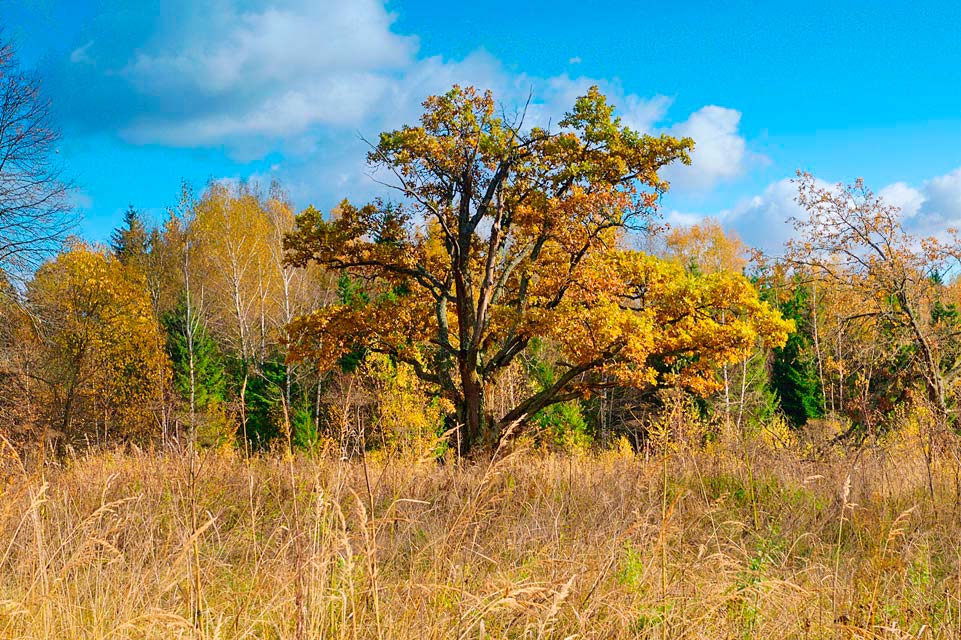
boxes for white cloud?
[99,0,749,166]
[722,178,805,251]
[378,51,509,128]
[122,1,414,93]
[738,169,961,249]
[123,72,393,145]
[663,209,709,229]
[62,0,763,208]
[662,106,763,191]
[878,181,923,218]
[874,168,961,237]
[666,166,961,255]
[667,177,825,254]
[116,0,417,145]
[916,167,961,232]
[621,94,676,134]
[523,74,672,133]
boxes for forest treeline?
[4,47,961,459]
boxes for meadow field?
[2,431,959,639]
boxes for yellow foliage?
[665,218,748,274]
[644,391,710,453]
[284,84,790,448]
[365,354,447,457]
[756,414,798,451]
[27,243,170,442]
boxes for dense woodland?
[3,39,961,462]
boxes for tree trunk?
[456,371,487,456]
[811,282,828,414]
[445,335,495,458]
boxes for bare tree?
[0,38,74,279]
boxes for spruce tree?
[110,206,150,268]
[770,284,824,427]
[162,296,225,415]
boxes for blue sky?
[6,0,961,250]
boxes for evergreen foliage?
[162,296,226,415]
[110,206,150,267]
[770,284,823,427]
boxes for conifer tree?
[110,206,150,269]
[770,283,824,427]
[163,296,226,428]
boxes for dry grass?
[2,436,961,638]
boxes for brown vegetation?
[2,426,960,639]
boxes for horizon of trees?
[5,167,957,458]
[3,34,961,459]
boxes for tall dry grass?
[1,432,961,638]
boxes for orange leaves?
[287,290,435,374]
[665,219,748,274]
[284,82,784,443]
[28,243,170,438]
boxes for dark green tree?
[110,206,150,268]
[770,283,823,427]
[162,296,226,415]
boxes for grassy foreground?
[2,436,961,639]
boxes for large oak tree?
[285,86,791,454]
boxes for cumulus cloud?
[878,181,924,218]
[766,168,961,241]
[123,73,394,145]
[121,2,413,94]
[667,166,961,256]
[667,177,824,254]
[858,168,961,237]
[913,168,961,234]
[520,74,672,133]
[721,178,806,251]
[661,106,765,192]
[377,50,509,128]
[115,0,417,145]
[44,0,764,210]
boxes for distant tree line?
[2,35,958,458]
